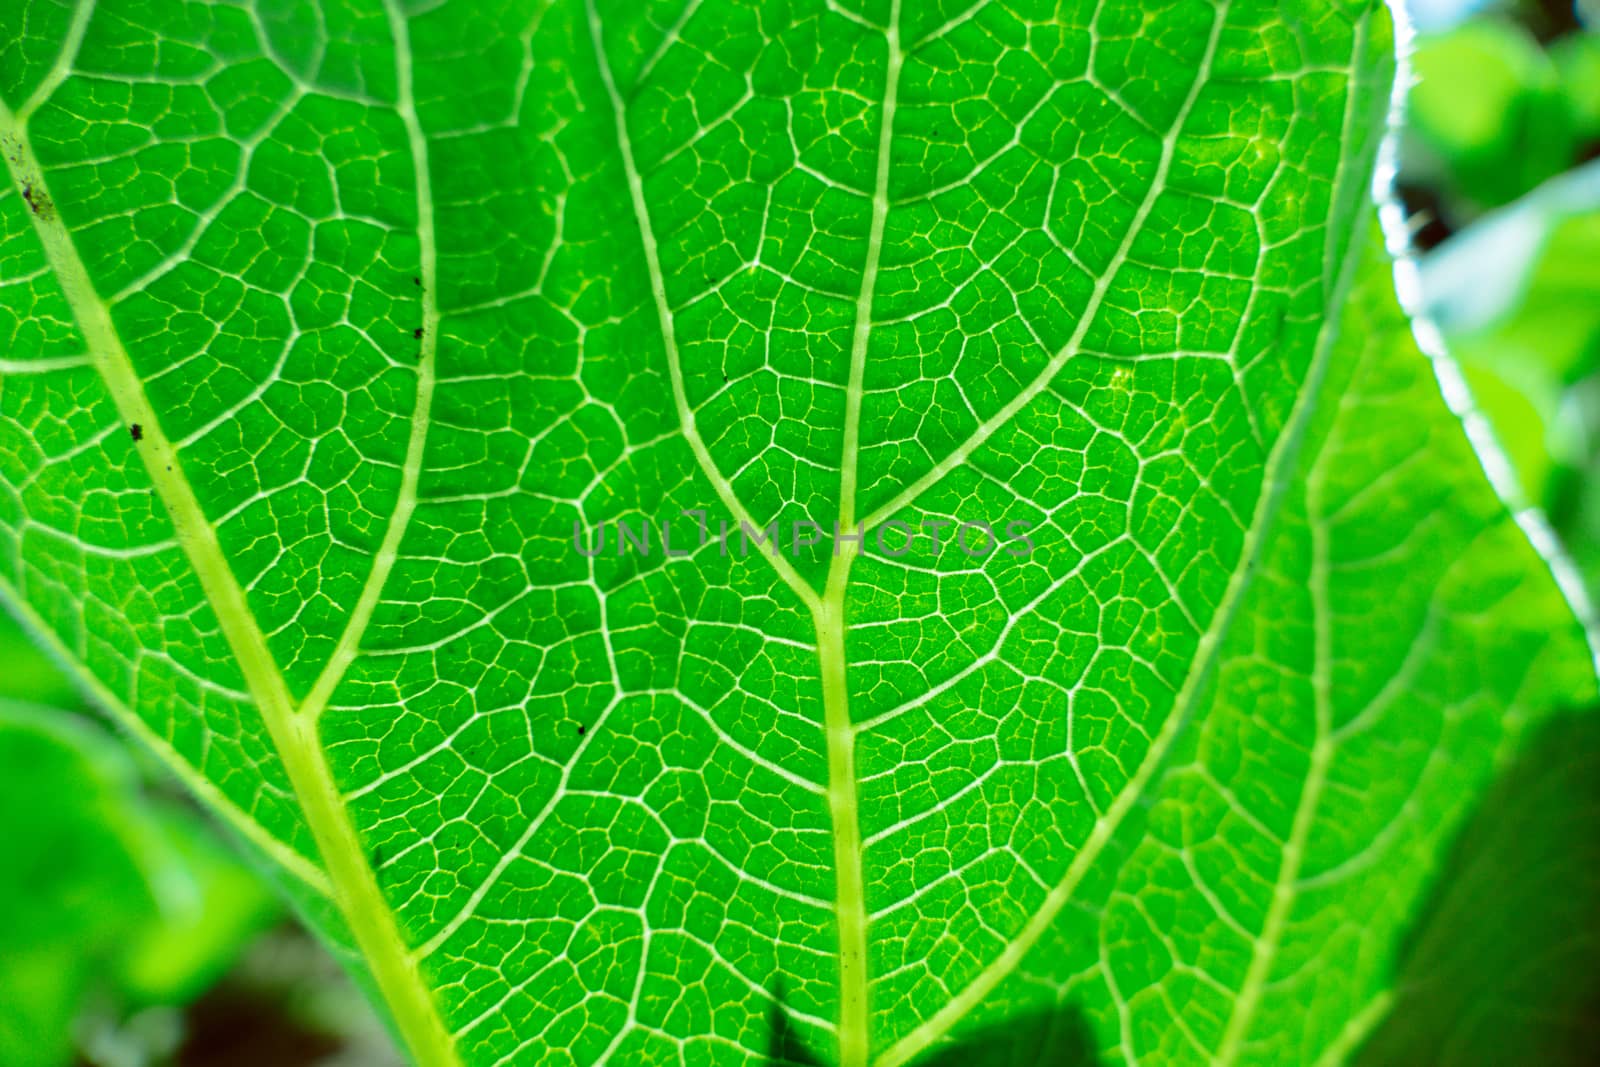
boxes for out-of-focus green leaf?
[0,610,77,709]
[1420,159,1600,503]
[1554,372,1600,593]
[1448,212,1600,496]
[119,806,282,1006]
[0,704,150,1067]
[1407,18,1576,214]
[1553,31,1600,140]
[1354,710,1600,1065]
[0,702,278,1067]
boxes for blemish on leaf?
[129,423,143,442]
[21,181,54,222]
[414,327,423,340]
[577,725,586,736]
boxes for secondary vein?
[300,0,442,723]
[0,570,332,894]
[838,0,902,533]
[872,8,1398,1062]
[585,0,820,615]
[14,0,93,122]
[1214,14,1377,1059]
[866,5,1265,1063]
[0,64,461,1067]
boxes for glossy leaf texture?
[0,1,1595,1065]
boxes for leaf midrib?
[588,2,910,1060]
[588,2,1355,1064]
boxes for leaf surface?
[1,1,1595,1065]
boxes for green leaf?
[1404,16,1577,215]
[0,597,82,709]
[1352,711,1600,1065]
[0,701,278,1067]
[0,2,1595,1065]
[1553,30,1600,141]
[1418,159,1600,577]
[0,703,153,1067]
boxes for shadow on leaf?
[767,989,1101,1066]
[765,981,822,1067]
[1355,708,1600,1066]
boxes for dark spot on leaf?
[129,423,143,442]
[414,327,423,340]
[21,181,53,221]
[577,725,586,736]
[372,846,384,868]
[412,277,421,286]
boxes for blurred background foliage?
[1404,0,1600,594]
[0,1,1596,1064]
[0,611,401,1067]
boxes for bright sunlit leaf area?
[1,1,1597,1065]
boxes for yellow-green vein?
[300,0,442,724]
[0,93,460,1067]
[830,2,904,1060]
[870,4,1392,1062]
